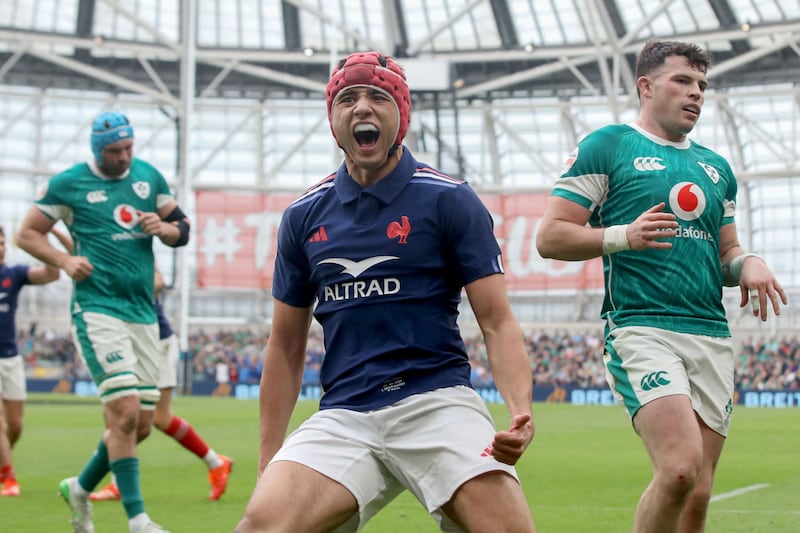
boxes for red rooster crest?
[386,215,411,244]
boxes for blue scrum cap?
[90,112,134,162]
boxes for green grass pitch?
[1,394,797,532]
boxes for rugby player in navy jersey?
[235,52,537,532]
[0,225,60,497]
[537,40,787,532]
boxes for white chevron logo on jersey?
[633,157,666,171]
[318,256,399,278]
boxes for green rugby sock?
[77,439,110,492]
[111,457,145,518]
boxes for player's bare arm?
[466,274,534,465]
[26,264,59,284]
[538,198,679,260]
[257,300,313,474]
[536,196,597,260]
[719,223,787,320]
[26,249,60,285]
[17,207,93,280]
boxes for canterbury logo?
[104,351,124,364]
[86,190,108,203]
[633,157,666,171]
[318,256,398,278]
[640,371,671,391]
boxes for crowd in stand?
[16,326,800,391]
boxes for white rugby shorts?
[604,325,735,436]
[270,385,520,532]
[157,334,179,389]
[71,311,161,408]
[0,354,26,401]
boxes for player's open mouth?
[354,124,379,147]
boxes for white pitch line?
[710,483,770,503]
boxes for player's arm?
[719,222,787,320]
[537,197,679,260]
[466,273,533,466]
[137,199,190,248]
[26,263,59,285]
[17,207,70,270]
[20,226,64,284]
[536,196,600,260]
[258,299,313,474]
[49,226,74,254]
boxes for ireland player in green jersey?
[16,111,190,533]
[537,40,787,533]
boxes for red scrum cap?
[326,52,411,147]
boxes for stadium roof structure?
[1,0,799,330]
[2,1,799,181]
[1,1,799,102]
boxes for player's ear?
[636,76,652,97]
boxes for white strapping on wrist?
[722,252,765,286]
[602,224,631,255]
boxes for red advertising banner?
[195,190,604,292]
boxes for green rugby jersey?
[552,123,736,337]
[36,159,174,324]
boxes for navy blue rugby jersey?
[0,264,31,358]
[273,148,504,411]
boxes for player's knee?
[658,464,701,496]
[137,424,153,442]
[105,398,141,434]
[152,411,170,431]
[7,423,22,445]
[233,515,258,533]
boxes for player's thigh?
[269,408,404,531]
[693,421,726,497]
[241,460,358,532]
[442,471,535,533]
[136,408,155,441]
[634,394,703,472]
[3,399,24,431]
[154,386,173,427]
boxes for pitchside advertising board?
[26,379,800,408]
[213,384,800,408]
[193,190,605,291]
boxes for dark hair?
[0,226,4,237]
[635,39,710,79]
